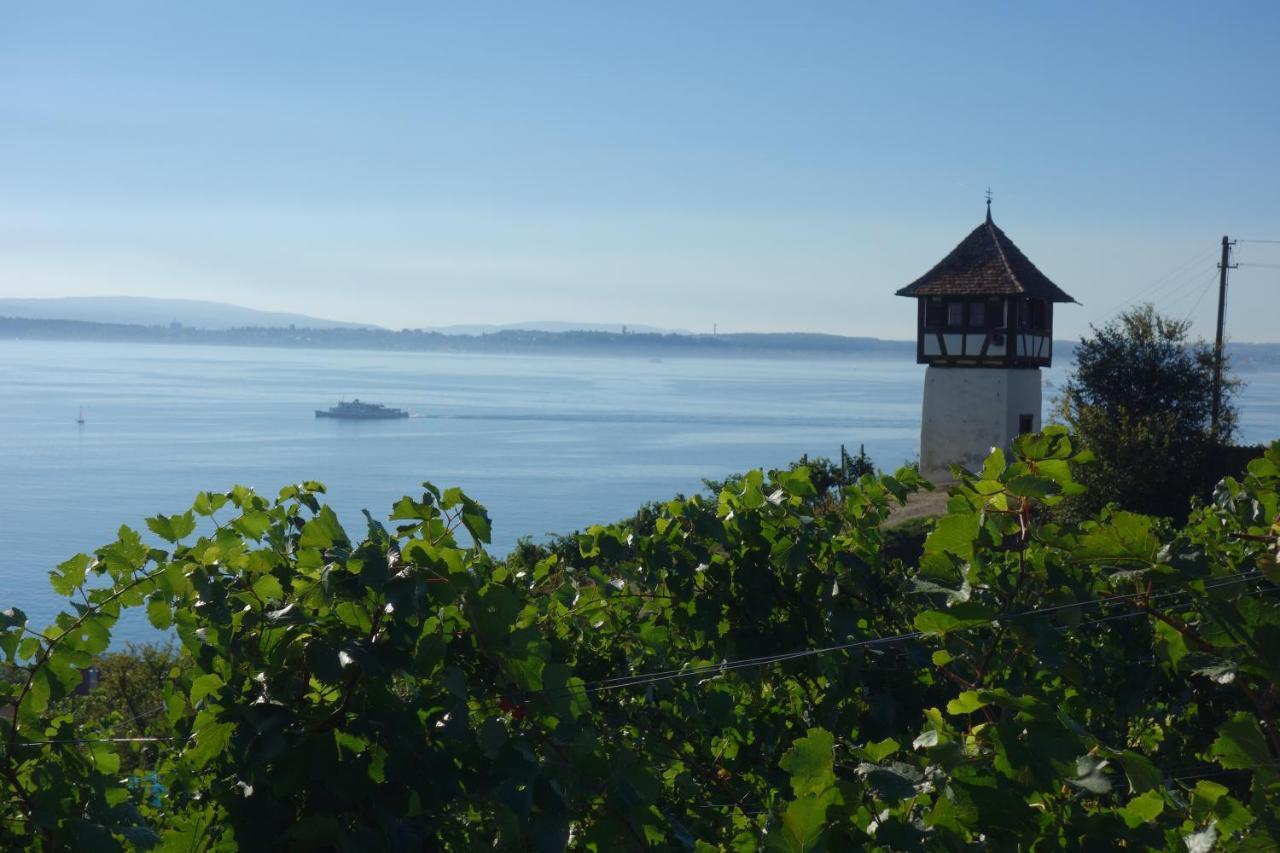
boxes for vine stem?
[0,762,37,828]
[317,600,387,732]
[1,561,168,833]
[7,563,168,751]
[974,496,1032,686]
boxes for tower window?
[1019,414,1034,434]
[925,298,944,327]
[1027,299,1047,330]
[987,298,1003,328]
[968,301,985,327]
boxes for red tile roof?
[896,213,1076,303]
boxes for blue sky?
[2,2,1278,340]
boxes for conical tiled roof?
[896,212,1076,303]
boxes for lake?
[2,339,1277,644]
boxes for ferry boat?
[315,399,409,420]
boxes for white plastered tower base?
[920,366,1041,482]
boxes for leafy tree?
[54,643,189,774]
[1056,303,1239,519]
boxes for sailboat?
[76,407,85,425]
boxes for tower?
[896,204,1076,481]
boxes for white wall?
[920,367,1041,482]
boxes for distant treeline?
[4,314,1280,366]
[0,315,917,359]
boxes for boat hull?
[315,410,408,419]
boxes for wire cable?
[528,570,1269,701]
[15,574,1275,744]
[1182,270,1222,327]
[1090,245,1217,323]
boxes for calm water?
[3,340,1277,644]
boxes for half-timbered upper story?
[896,209,1076,368]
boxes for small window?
[947,302,964,327]
[1019,414,1034,435]
[925,298,944,327]
[1028,299,1047,330]
[987,298,1003,328]
[968,301,985,327]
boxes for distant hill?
[425,321,691,335]
[0,315,915,359]
[3,311,1277,368]
[0,296,378,331]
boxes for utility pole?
[1210,235,1237,441]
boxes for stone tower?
[896,206,1076,481]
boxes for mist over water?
[3,340,1277,644]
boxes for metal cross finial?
[985,187,992,208]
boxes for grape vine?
[2,430,1277,850]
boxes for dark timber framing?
[898,209,1075,369]
[913,294,1054,367]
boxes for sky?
[2,2,1279,341]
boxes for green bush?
[1056,303,1240,520]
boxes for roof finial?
[985,187,993,222]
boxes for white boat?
[315,399,409,420]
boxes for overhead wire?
[13,572,1275,745]
[524,569,1269,702]
[1181,270,1223,327]
[1158,268,1221,325]
[1091,245,1217,323]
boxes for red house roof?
[896,211,1076,303]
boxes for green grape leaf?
[946,691,989,715]
[50,554,91,596]
[1210,712,1269,770]
[146,595,172,630]
[1077,512,1159,563]
[766,795,829,853]
[193,491,229,516]
[856,736,899,764]
[1119,790,1164,827]
[146,511,196,543]
[232,510,272,540]
[779,728,836,797]
[190,673,224,706]
[299,505,346,549]
[1005,474,1061,499]
[914,602,995,635]
[442,487,492,545]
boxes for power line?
[1164,268,1222,321]
[1091,245,1217,322]
[20,734,190,747]
[1182,270,1222,326]
[16,575,1274,746]
[527,570,1268,701]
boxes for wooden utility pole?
[1211,235,1236,440]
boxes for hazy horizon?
[3,3,1279,341]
